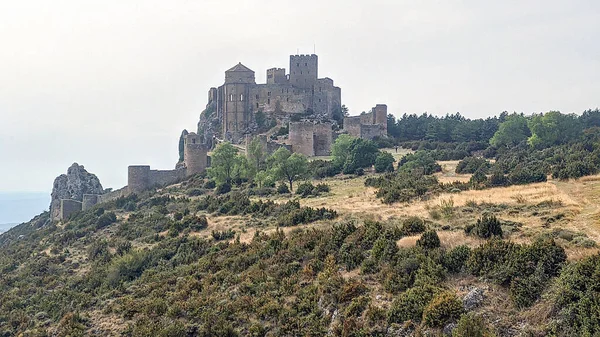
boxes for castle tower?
[289,54,318,90]
[223,63,255,141]
[373,104,388,135]
[183,132,208,177]
[266,68,287,84]
[128,166,151,194]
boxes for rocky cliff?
[49,163,104,220]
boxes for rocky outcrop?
[50,163,104,220]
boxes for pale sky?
[1,0,599,193]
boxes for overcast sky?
[1,0,599,193]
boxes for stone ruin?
[51,133,210,221]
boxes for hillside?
[3,110,600,336]
[1,158,599,336]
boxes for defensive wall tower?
[266,68,287,84]
[183,132,208,177]
[289,54,318,90]
[82,194,99,211]
[374,104,388,135]
[128,165,151,194]
[289,121,316,156]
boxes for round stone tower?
[128,165,150,194]
[184,132,208,177]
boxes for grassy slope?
[0,162,598,336]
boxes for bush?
[187,188,204,197]
[452,313,495,337]
[508,163,547,185]
[203,180,216,189]
[96,212,117,229]
[417,230,441,249]
[296,182,315,197]
[456,157,491,174]
[388,284,439,323]
[276,183,290,194]
[315,183,330,193]
[551,254,600,336]
[444,245,471,273]
[401,216,426,235]
[215,182,231,194]
[422,291,464,327]
[374,152,395,173]
[398,151,442,175]
[467,213,503,239]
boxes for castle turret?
[128,165,150,194]
[373,104,388,136]
[183,132,208,177]
[289,54,318,90]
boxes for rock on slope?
[49,163,104,220]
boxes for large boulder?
[50,163,104,220]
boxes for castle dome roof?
[226,62,254,73]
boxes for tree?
[342,138,380,174]
[268,148,308,191]
[528,111,581,149]
[247,137,265,173]
[331,134,355,168]
[178,129,189,162]
[374,152,395,173]
[489,114,529,147]
[208,142,240,184]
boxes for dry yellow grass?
[397,231,484,249]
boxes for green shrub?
[96,212,117,229]
[401,216,426,235]
[422,291,464,327]
[314,183,330,194]
[374,152,395,173]
[388,284,440,323]
[215,182,231,194]
[296,181,315,197]
[456,157,491,174]
[203,180,216,189]
[444,245,471,273]
[551,254,600,336]
[417,230,440,249]
[452,313,495,337]
[467,213,503,239]
[276,183,290,194]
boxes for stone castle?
[51,53,389,220]
[199,54,388,156]
[210,54,341,143]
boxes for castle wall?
[289,122,315,156]
[98,188,126,204]
[360,124,385,140]
[313,123,333,156]
[149,169,186,187]
[344,116,362,138]
[249,84,308,115]
[60,199,82,220]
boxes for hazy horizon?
[2,0,599,193]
